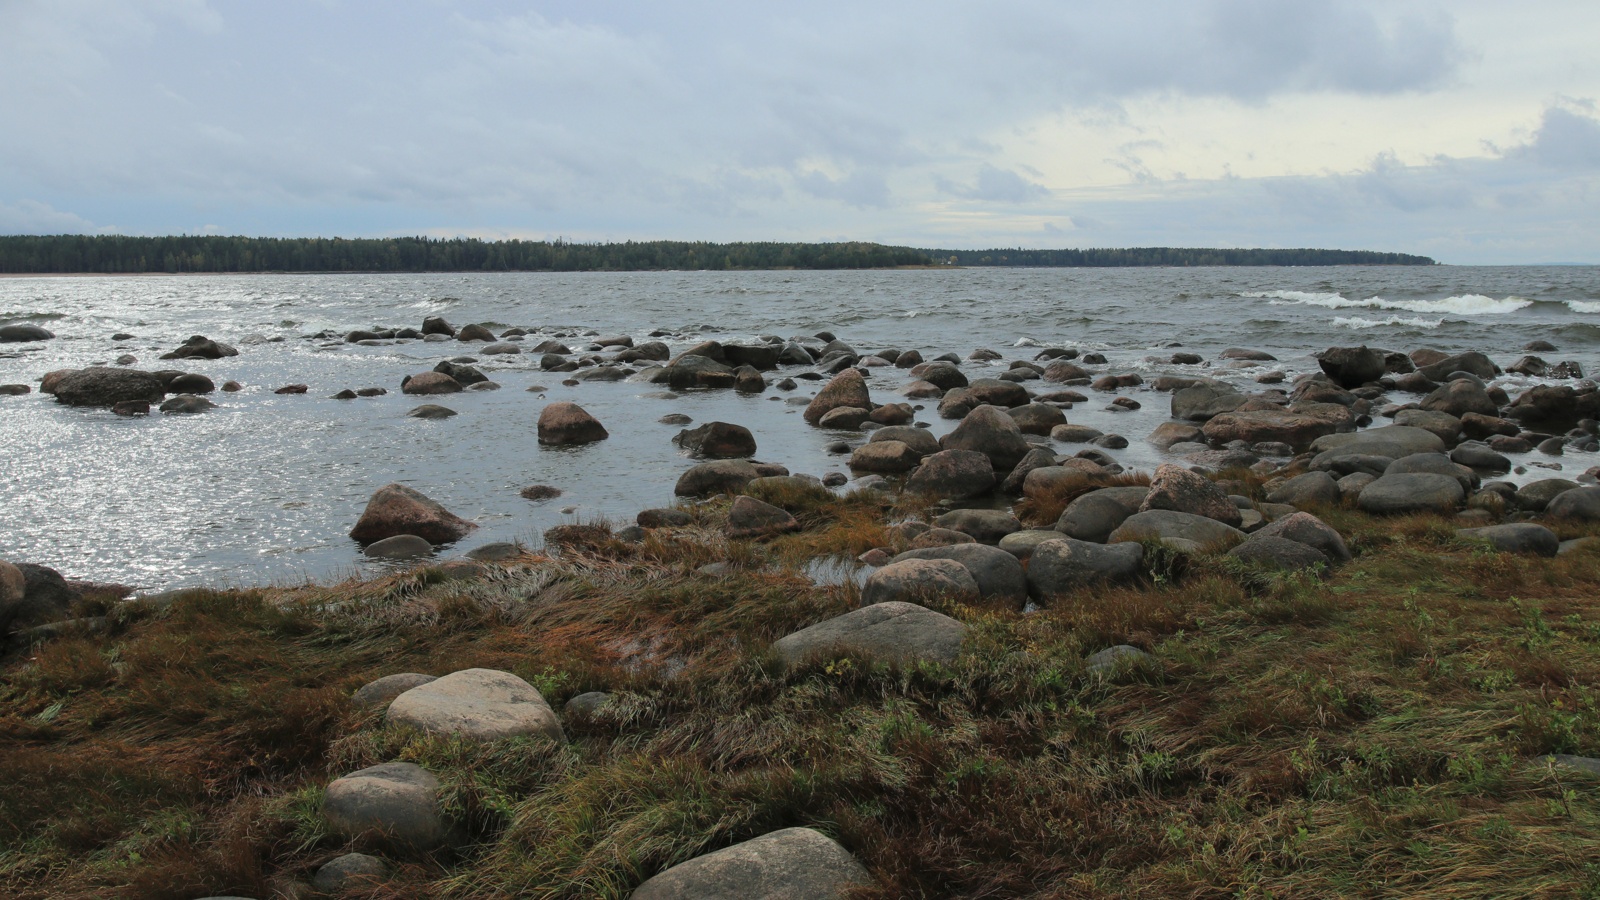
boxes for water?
[2,266,1597,590]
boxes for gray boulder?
[1228,535,1330,571]
[1457,523,1560,557]
[725,496,800,539]
[312,852,390,894]
[675,460,761,497]
[52,367,165,407]
[538,401,608,445]
[869,425,940,457]
[1253,512,1352,563]
[996,530,1069,560]
[1171,384,1246,421]
[772,601,967,669]
[387,668,564,743]
[349,484,476,545]
[1265,471,1339,508]
[862,559,981,607]
[1,561,74,635]
[353,673,437,710]
[675,422,757,459]
[1385,452,1476,493]
[1392,409,1462,447]
[1108,510,1246,550]
[889,544,1028,607]
[939,405,1033,471]
[1318,346,1386,387]
[933,508,1022,544]
[1516,478,1580,512]
[1357,473,1465,514]
[1420,380,1499,418]
[630,827,868,900]
[1054,486,1149,543]
[1545,486,1600,521]
[322,761,450,854]
[1140,464,1242,526]
[904,449,995,500]
[363,534,435,559]
[1418,351,1498,382]
[0,323,54,342]
[1026,539,1144,602]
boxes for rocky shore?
[4,318,1600,898]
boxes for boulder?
[996,530,1068,560]
[1309,425,1446,460]
[1140,464,1242,526]
[1253,512,1351,563]
[904,449,995,500]
[312,853,390,894]
[675,422,756,458]
[1317,346,1386,387]
[1228,535,1331,570]
[889,544,1028,607]
[1,561,75,635]
[630,827,868,900]
[1171,384,1247,422]
[911,362,968,390]
[1357,473,1465,515]
[675,460,762,496]
[420,316,455,337]
[353,673,438,710]
[1086,645,1157,676]
[803,369,872,425]
[362,534,435,559]
[1007,403,1068,435]
[1515,478,1580,512]
[933,508,1022,544]
[1055,486,1148,543]
[1450,442,1510,473]
[433,360,488,386]
[538,402,609,445]
[861,559,981,607]
[998,447,1060,494]
[322,762,450,854]
[1392,409,1462,447]
[456,323,496,342]
[939,405,1033,470]
[724,344,781,370]
[1418,351,1498,382]
[638,508,693,528]
[51,367,165,407]
[818,406,871,429]
[401,372,463,395]
[1420,380,1499,418]
[772,601,966,669]
[387,668,564,743]
[1202,407,1349,450]
[167,373,214,394]
[407,404,456,420]
[869,425,941,457]
[159,394,216,414]
[1545,486,1600,521]
[849,441,922,473]
[1456,523,1560,557]
[1051,424,1105,443]
[1265,471,1339,508]
[725,495,800,539]
[1026,539,1144,602]
[349,484,477,545]
[963,378,1032,408]
[1385,452,1476,493]
[159,335,237,360]
[1108,510,1246,550]
[0,323,54,342]
[564,692,611,716]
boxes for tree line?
[0,235,1435,273]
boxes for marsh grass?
[5,497,1600,898]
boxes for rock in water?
[51,367,165,407]
[630,827,869,900]
[804,369,871,425]
[349,483,476,545]
[675,421,757,458]
[159,335,238,360]
[538,401,609,445]
[1317,346,1385,387]
[0,323,54,342]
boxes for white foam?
[1566,300,1600,313]
[1245,290,1532,315]
[1332,315,1442,330]
[1013,336,1043,347]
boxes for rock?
[111,400,149,416]
[630,827,868,900]
[849,440,922,473]
[772,601,966,669]
[1202,407,1349,450]
[1357,473,1465,515]
[0,383,31,395]
[456,323,496,342]
[520,484,562,501]
[1392,409,1462,447]
[1054,486,1148,543]
[1108,510,1246,550]
[862,558,981,607]
[1007,402,1068,435]
[362,534,434,559]
[1222,348,1277,361]
[1386,452,1477,493]
[1052,424,1105,443]
[725,495,800,539]
[868,425,940,458]
[322,762,450,854]
[1140,464,1242,526]
[1171,384,1246,421]
[564,691,611,716]
[2,561,74,635]
[999,447,1060,494]
[349,484,477,545]
[911,362,969,390]
[638,508,692,528]
[1418,351,1498,382]
[939,405,1032,470]
[1457,523,1560,557]
[904,449,995,500]
[51,367,165,407]
[312,853,390,894]
[804,369,872,426]
[467,542,525,561]
[1515,478,1579,511]
[818,406,871,429]
[996,530,1067,560]
[1026,539,1144,601]
[538,402,608,445]
[1253,512,1351,563]
[0,323,54,342]
[963,378,1032,408]
[1148,422,1206,449]
[1309,425,1446,460]
[159,394,216,414]
[733,366,767,393]
[1338,472,1376,500]
[908,528,976,549]
[401,372,462,395]
[1228,534,1331,570]
[889,544,1027,607]
[675,460,761,496]
[615,341,671,363]
[1265,471,1340,508]
[421,316,455,337]
[934,508,1021,544]
[1420,380,1499,418]
[1086,645,1156,675]
[1545,486,1600,521]
[407,404,456,419]
[159,335,237,360]
[675,422,756,458]
[433,360,488,385]
[353,674,438,710]
[1450,442,1510,473]
[1318,346,1386,387]
[167,373,214,394]
[387,668,564,743]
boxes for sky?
[1,1,1598,263]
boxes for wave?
[1332,315,1442,330]
[1568,300,1600,313]
[1243,290,1533,315]
[1013,337,1043,347]
[0,311,66,322]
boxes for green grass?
[4,492,1600,898]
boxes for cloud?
[795,169,892,208]
[1515,102,1600,170]
[0,199,108,234]
[937,165,1050,203]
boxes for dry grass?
[4,494,1600,898]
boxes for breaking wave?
[1332,315,1442,330]
[1243,290,1533,316]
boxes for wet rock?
[401,372,462,395]
[868,403,915,426]
[818,406,871,429]
[904,449,995,500]
[849,440,922,473]
[615,341,672,363]
[159,335,237,360]
[1420,379,1499,418]
[733,366,767,393]
[388,668,564,743]
[0,383,31,395]
[538,402,609,445]
[322,762,450,854]
[353,673,437,710]
[159,394,216,414]
[407,404,456,419]
[1026,539,1144,601]
[1052,424,1105,444]
[0,323,54,342]
[433,360,489,386]
[675,460,761,497]
[963,378,1032,408]
[772,601,967,669]
[803,369,871,425]
[1202,407,1350,450]
[725,495,800,539]
[630,827,868,900]
[363,534,434,559]
[1392,409,1462,447]
[166,373,214,394]
[675,422,756,458]
[421,316,455,337]
[939,404,1032,470]
[1108,510,1246,550]
[111,400,149,416]
[1357,473,1465,515]
[1007,402,1067,435]
[52,367,165,407]
[1387,452,1477,493]
[349,484,477,545]
[455,323,495,342]
[1141,464,1242,526]
[1172,384,1246,421]
[1450,442,1510,473]
[1317,346,1386,387]
[998,447,1060,494]
[1457,523,1559,557]
[1418,351,1498,382]
[910,361,968,390]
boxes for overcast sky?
[2,1,1597,263]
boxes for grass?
[4,489,1600,898]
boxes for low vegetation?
[3,487,1598,898]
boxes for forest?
[0,235,1435,273]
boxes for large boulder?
[675,422,756,458]
[51,367,164,407]
[1202,407,1349,450]
[889,544,1027,607]
[904,449,995,500]
[420,316,455,337]
[349,483,477,545]
[1140,464,1242,526]
[1,561,74,635]
[1516,479,1580,512]
[1545,486,1600,521]
[1418,351,1498,382]
[353,673,437,710]
[322,762,450,855]
[1392,409,1462,447]
[1026,539,1144,602]
[861,559,981,607]
[849,441,922,473]
[1055,486,1148,543]
[723,344,781,370]
[1309,425,1446,460]
[630,827,868,900]
[1007,403,1068,435]
[1108,510,1246,550]
[1357,473,1465,515]
[538,402,609,445]
[433,360,488,386]
[1457,523,1560,557]
[869,425,940,457]
[401,372,463,395]
[772,601,967,669]
[1265,471,1339,509]
[1253,512,1352,563]
[725,495,800,539]
[962,378,1032,408]
[386,668,564,743]
[933,509,1022,544]
[0,323,54,342]
[1420,380,1499,418]
[804,369,872,425]
[938,405,1032,471]
[1171,384,1246,421]
[675,460,761,496]
[1384,452,1476,494]
[1317,346,1386,387]
[1228,535,1331,571]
